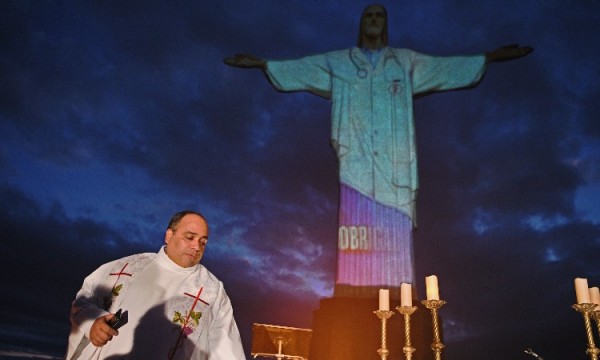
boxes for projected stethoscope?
[349,48,404,95]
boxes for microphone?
[524,348,544,360]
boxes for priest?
[66,210,246,360]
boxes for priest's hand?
[89,313,119,347]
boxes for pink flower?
[183,326,194,336]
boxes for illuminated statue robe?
[66,247,245,360]
[266,47,486,296]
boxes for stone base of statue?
[309,295,433,360]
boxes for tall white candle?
[590,287,600,305]
[426,275,439,300]
[575,278,590,304]
[379,289,390,310]
[400,283,412,307]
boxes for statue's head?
[357,4,388,48]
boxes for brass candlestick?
[396,305,417,360]
[374,310,395,360]
[573,303,600,360]
[422,299,446,360]
[594,311,600,343]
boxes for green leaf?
[190,311,202,325]
[112,284,123,296]
[173,311,184,324]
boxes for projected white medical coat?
[266,47,487,223]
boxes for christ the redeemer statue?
[225,4,532,297]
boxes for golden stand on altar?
[374,310,395,360]
[573,303,600,360]
[422,300,446,360]
[251,323,312,360]
[396,306,417,360]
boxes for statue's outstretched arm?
[485,44,534,63]
[223,54,267,70]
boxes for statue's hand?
[223,54,266,69]
[486,44,534,63]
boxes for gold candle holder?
[594,311,600,343]
[396,305,417,360]
[374,310,395,360]
[422,299,446,360]
[573,303,600,360]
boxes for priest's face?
[164,213,209,268]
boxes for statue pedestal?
[309,296,432,360]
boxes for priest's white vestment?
[66,247,246,360]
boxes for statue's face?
[361,4,386,40]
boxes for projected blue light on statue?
[223,3,532,299]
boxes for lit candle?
[400,283,412,307]
[379,289,390,311]
[575,278,590,304]
[426,275,439,300]
[590,287,600,305]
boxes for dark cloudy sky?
[1,1,600,359]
